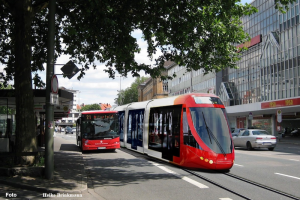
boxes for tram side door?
[161,105,181,161]
[127,109,144,150]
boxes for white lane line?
[289,159,300,161]
[149,161,209,189]
[275,173,300,180]
[234,164,243,167]
[219,198,233,200]
[181,176,209,188]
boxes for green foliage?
[0,106,14,115]
[275,0,297,13]
[0,83,14,90]
[117,76,149,105]
[80,103,101,111]
[34,156,45,167]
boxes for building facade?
[138,62,170,101]
[167,63,216,96]
[219,0,300,135]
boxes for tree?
[80,104,101,111]
[117,77,149,105]
[0,0,296,164]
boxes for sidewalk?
[0,133,87,194]
[277,135,300,144]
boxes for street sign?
[60,61,79,79]
[277,109,282,123]
[249,112,253,120]
[51,75,59,94]
[50,93,59,105]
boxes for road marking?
[275,173,300,180]
[289,159,300,161]
[234,164,243,167]
[219,198,233,200]
[149,161,209,189]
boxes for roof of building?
[163,60,177,69]
[100,103,112,110]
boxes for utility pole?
[45,0,56,180]
[117,75,122,105]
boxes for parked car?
[232,128,245,137]
[233,129,276,151]
[65,126,73,134]
[290,128,300,137]
[72,127,76,134]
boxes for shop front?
[226,97,300,137]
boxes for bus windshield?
[189,107,232,154]
[81,113,119,139]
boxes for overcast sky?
[2,0,253,106]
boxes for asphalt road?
[1,132,299,200]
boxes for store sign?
[261,98,300,109]
[237,34,262,50]
[277,109,282,123]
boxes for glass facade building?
[220,0,300,106]
[164,0,300,134]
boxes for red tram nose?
[214,153,234,170]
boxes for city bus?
[76,110,120,151]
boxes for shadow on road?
[59,143,80,152]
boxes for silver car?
[233,129,276,151]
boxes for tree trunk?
[12,0,37,165]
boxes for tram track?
[119,148,300,200]
[184,169,300,200]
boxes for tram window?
[183,109,201,149]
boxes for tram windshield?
[189,107,232,154]
[81,113,119,139]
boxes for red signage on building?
[237,35,262,50]
[261,98,300,109]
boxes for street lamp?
[116,76,122,105]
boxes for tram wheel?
[246,142,253,150]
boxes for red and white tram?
[113,93,234,170]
